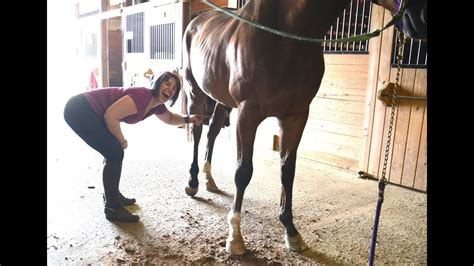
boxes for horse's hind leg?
[185,120,203,196]
[184,69,207,197]
[226,103,263,255]
[202,103,227,192]
[277,112,309,252]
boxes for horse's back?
[183,2,326,116]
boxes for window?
[84,33,97,58]
[150,23,175,60]
[323,0,372,53]
[390,33,427,68]
[126,12,144,53]
[227,0,247,9]
[237,0,246,9]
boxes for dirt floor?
[47,111,427,265]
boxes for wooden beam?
[100,19,109,87]
[359,5,385,173]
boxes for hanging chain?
[380,29,406,183]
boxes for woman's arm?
[156,109,204,125]
[104,95,138,149]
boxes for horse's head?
[373,0,427,40]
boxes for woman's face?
[158,77,177,103]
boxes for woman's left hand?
[121,140,128,149]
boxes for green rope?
[202,0,406,43]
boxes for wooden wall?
[252,54,370,174]
[253,5,427,192]
[298,54,370,172]
[360,5,427,191]
[107,17,123,87]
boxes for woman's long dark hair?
[150,71,182,107]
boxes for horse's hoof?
[185,186,198,197]
[226,236,246,255]
[284,233,308,252]
[206,178,219,192]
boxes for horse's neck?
[245,0,350,38]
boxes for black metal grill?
[237,0,247,8]
[391,33,427,68]
[126,12,144,53]
[150,23,175,60]
[323,0,372,53]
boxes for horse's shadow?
[300,246,340,265]
[210,189,233,198]
[225,246,339,265]
[190,191,233,209]
[226,249,272,264]
[190,188,233,200]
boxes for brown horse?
[182,0,427,255]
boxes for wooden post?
[100,0,110,87]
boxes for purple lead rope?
[369,180,386,266]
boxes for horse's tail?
[181,86,193,142]
[182,28,197,142]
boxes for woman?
[64,71,204,223]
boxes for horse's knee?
[235,161,253,188]
[207,127,221,140]
[280,153,297,186]
[281,152,296,171]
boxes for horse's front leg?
[202,103,227,192]
[278,112,309,252]
[226,103,262,255]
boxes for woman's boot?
[104,206,139,222]
[103,192,136,206]
[104,194,139,223]
[103,160,139,222]
[119,192,136,206]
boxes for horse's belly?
[190,52,237,108]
